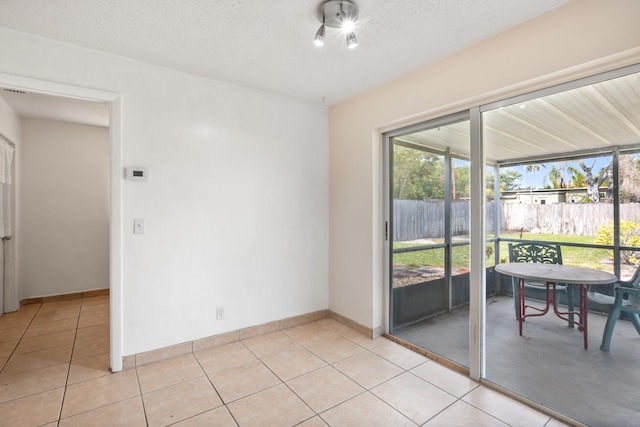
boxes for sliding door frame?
[383,62,640,382]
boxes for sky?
[502,156,613,189]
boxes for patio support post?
[444,148,452,312]
[469,106,486,381]
[493,164,500,266]
[612,148,620,278]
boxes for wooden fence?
[393,199,640,241]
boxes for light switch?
[134,218,145,234]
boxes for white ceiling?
[0,0,566,126]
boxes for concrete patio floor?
[393,295,640,427]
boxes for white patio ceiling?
[394,68,640,165]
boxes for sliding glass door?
[387,115,471,367]
[384,64,640,426]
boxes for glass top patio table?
[495,263,617,285]
[495,263,617,349]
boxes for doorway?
[0,73,122,371]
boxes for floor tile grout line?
[404,368,486,426]
[417,398,462,427]
[296,333,371,365]
[455,385,544,427]
[58,297,89,423]
[285,329,417,423]
[58,319,79,425]
[365,360,520,427]
[404,367,461,399]
[133,365,150,426]
[204,346,290,405]
[205,326,375,423]
[140,330,388,420]
[367,388,420,426]
[0,303,44,376]
[192,348,237,424]
[0,304,82,411]
[313,343,469,427]
[56,296,111,424]
[2,310,102,377]
[277,364,322,420]
[57,383,142,423]
[450,384,523,427]
[302,349,421,425]
[198,345,284,427]
[0,365,71,408]
[134,351,236,425]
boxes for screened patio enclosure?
[384,64,640,426]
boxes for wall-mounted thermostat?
[125,166,149,181]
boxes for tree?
[499,170,523,191]
[525,164,543,174]
[619,155,640,203]
[486,169,523,198]
[393,146,444,200]
[452,164,470,199]
[543,163,568,189]
[567,165,586,188]
[540,161,589,189]
[579,159,612,202]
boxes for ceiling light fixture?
[346,31,358,49]
[314,18,326,46]
[314,0,359,49]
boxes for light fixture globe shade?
[313,24,325,46]
[346,31,358,48]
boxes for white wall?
[0,96,20,313]
[19,119,109,299]
[0,28,329,355]
[328,0,640,331]
[0,96,20,144]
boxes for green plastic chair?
[595,267,640,351]
[508,242,575,326]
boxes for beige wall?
[328,0,640,331]
[19,119,109,299]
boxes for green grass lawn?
[393,233,611,271]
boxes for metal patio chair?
[508,242,575,327]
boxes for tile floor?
[0,296,571,426]
[394,295,640,427]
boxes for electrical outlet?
[216,306,225,320]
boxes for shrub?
[594,221,640,265]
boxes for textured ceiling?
[0,0,566,108]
